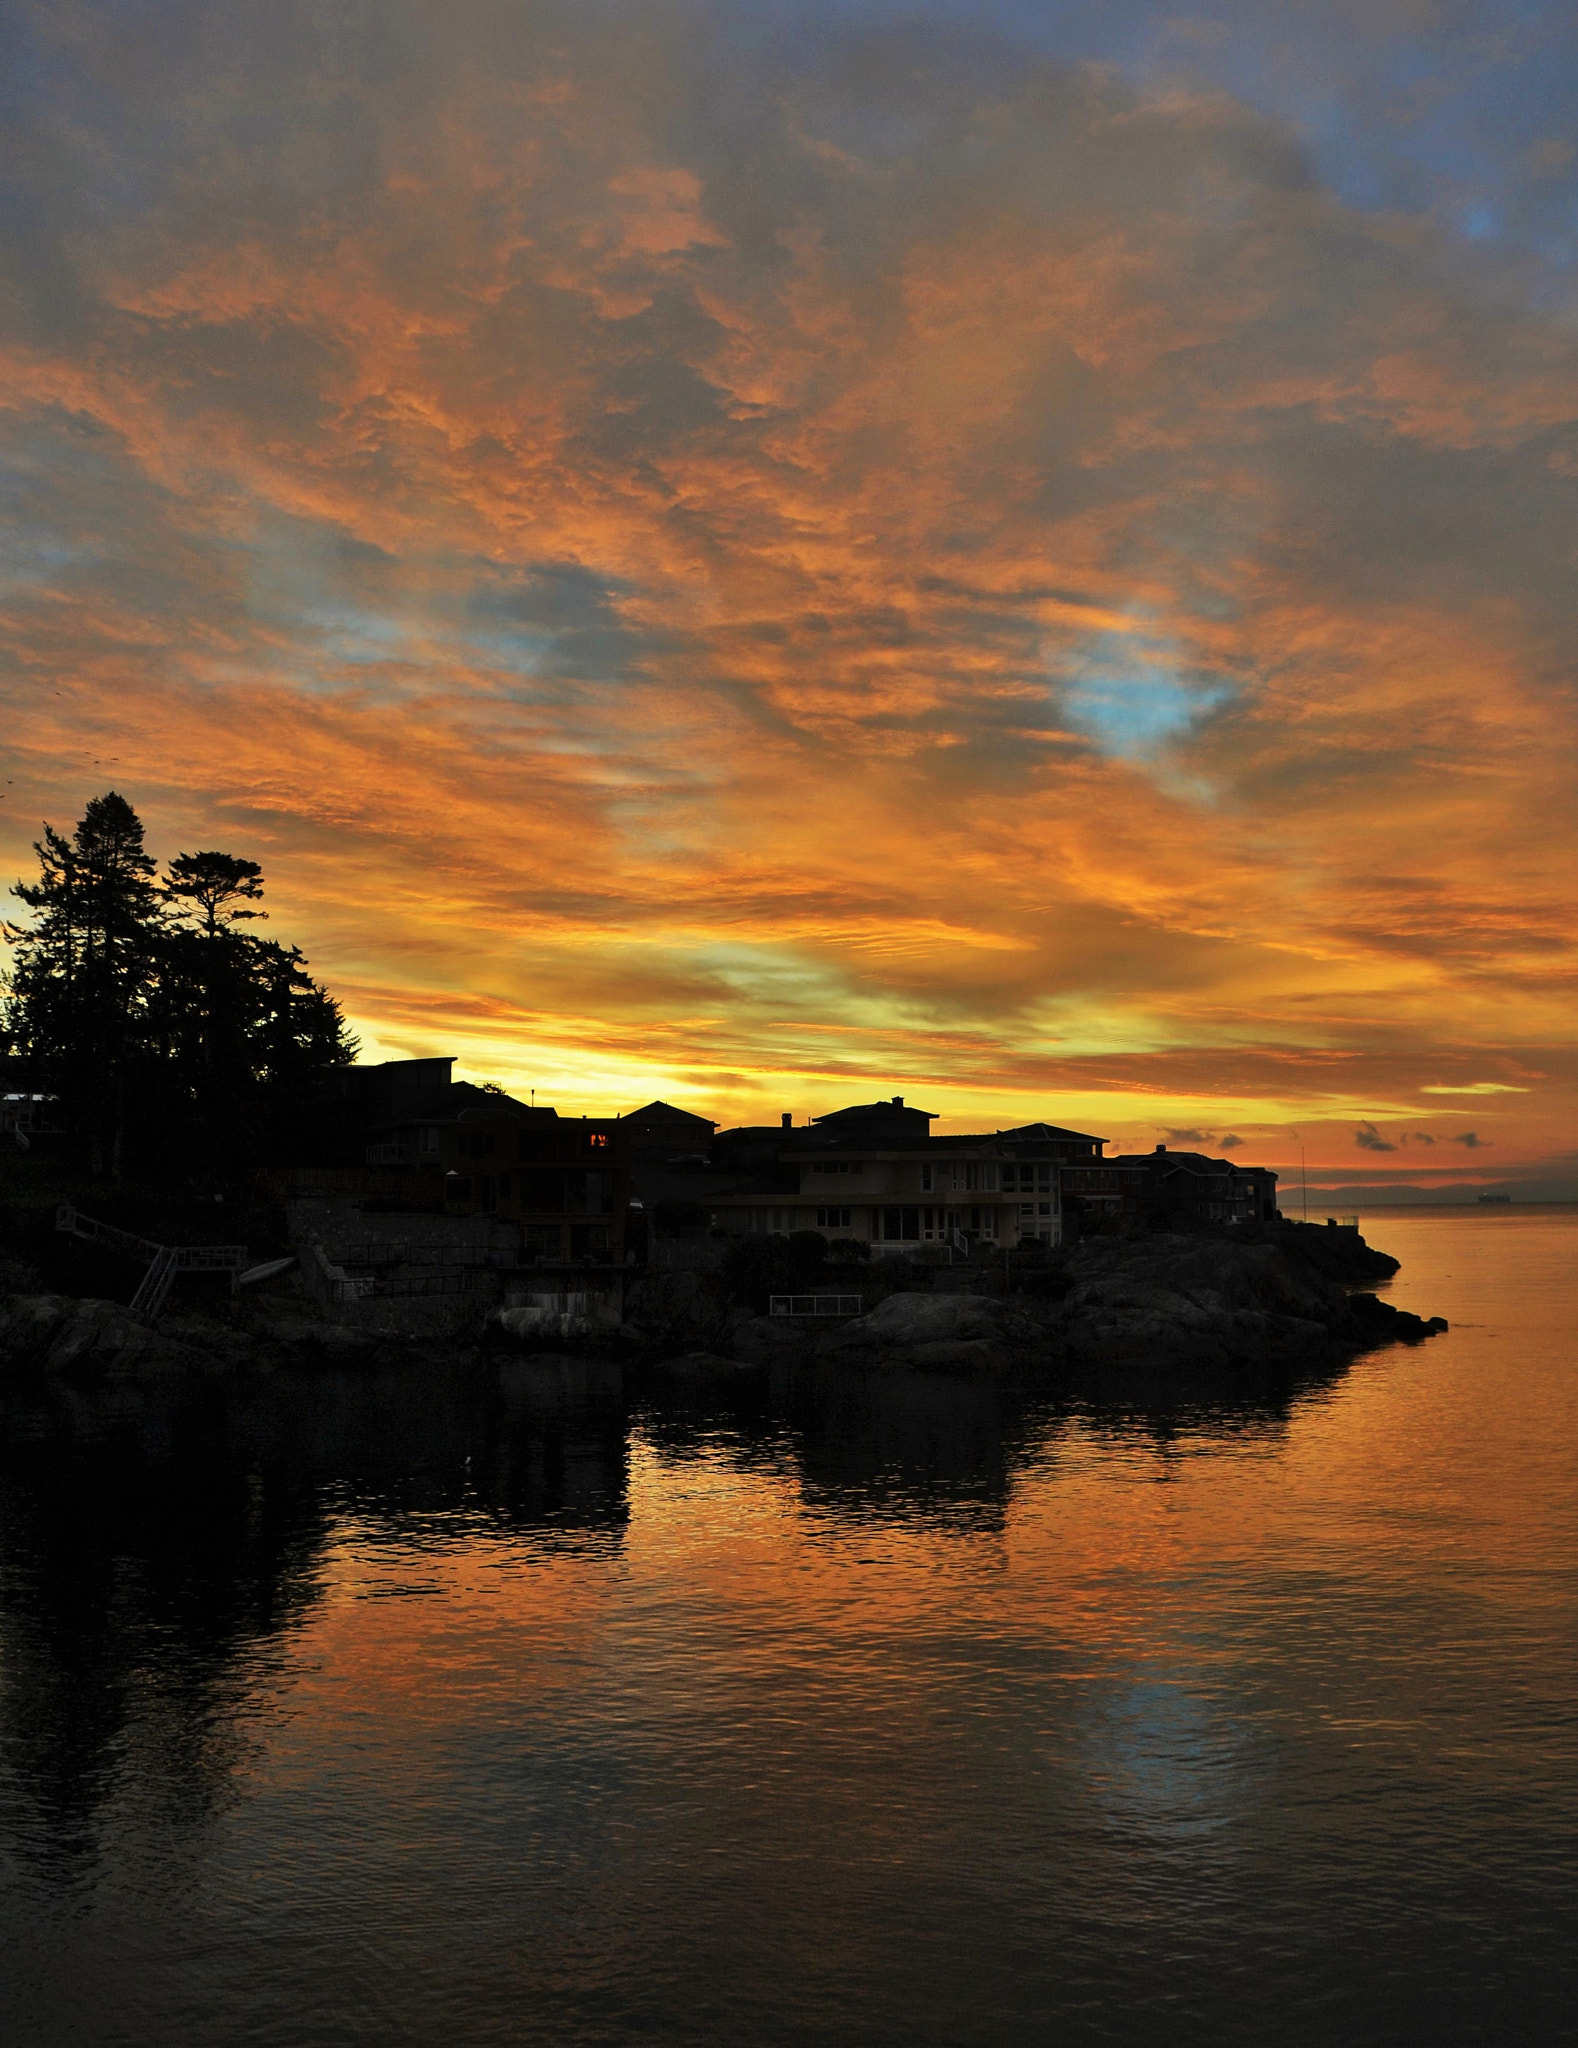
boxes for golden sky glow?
[3,3,1576,1193]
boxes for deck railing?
[56,1206,249,1322]
[768,1293,864,1318]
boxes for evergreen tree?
[3,793,161,1172]
[3,794,358,1175]
[162,852,267,940]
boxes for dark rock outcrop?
[1,1223,1445,1386]
[1050,1235,1442,1369]
[0,1293,391,1380]
[818,1292,1045,1376]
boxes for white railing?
[57,1206,249,1322]
[344,1241,511,1269]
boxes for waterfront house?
[707,1096,1109,1253]
[341,1057,632,1262]
[1109,1145,1279,1226]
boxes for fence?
[367,1271,479,1298]
[769,1294,865,1318]
[344,1241,514,1269]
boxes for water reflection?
[0,1360,630,1873]
[0,1349,1359,1873]
[10,1277,1569,2048]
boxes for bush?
[652,1197,711,1235]
[720,1230,835,1311]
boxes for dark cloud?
[1355,1123,1398,1153]
[1217,1133,1244,1150]
[1453,1131,1488,1148]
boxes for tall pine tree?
[3,793,161,1172]
[4,795,357,1175]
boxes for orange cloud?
[2,8,1575,1175]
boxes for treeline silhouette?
[2,791,355,1176]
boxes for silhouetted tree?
[4,793,356,1175]
[162,850,267,940]
[2,793,161,1172]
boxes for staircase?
[56,1205,250,1324]
[129,1244,180,1320]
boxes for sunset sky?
[3,1,1576,1197]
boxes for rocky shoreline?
[0,1225,1445,1385]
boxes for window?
[920,1164,934,1192]
[570,1223,611,1258]
[984,1165,998,1192]
[589,1131,609,1149]
[420,1127,438,1155]
[448,1177,474,1204]
[964,1163,979,1191]
[1002,1167,1017,1192]
[524,1224,561,1257]
[882,1207,920,1240]
[817,1205,851,1228]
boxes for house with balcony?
[707,1096,1109,1253]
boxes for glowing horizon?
[3,2,1575,1194]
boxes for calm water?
[2,1211,1576,2046]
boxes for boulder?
[818,1293,1045,1375]
[0,1293,396,1380]
[0,1295,195,1379]
[730,1312,819,1365]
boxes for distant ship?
[1477,1193,1512,1205]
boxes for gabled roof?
[997,1122,1107,1145]
[625,1099,717,1130]
[1111,1149,1260,1173]
[814,1097,936,1121]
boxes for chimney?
[1156,1143,1166,1153]
[782,1112,793,1128]
[892,1095,903,1107]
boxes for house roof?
[370,1080,557,1131]
[624,1099,718,1130]
[996,1122,1108,1146]
[812,1097,937,1123]
[1111,1148,1272,1175]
